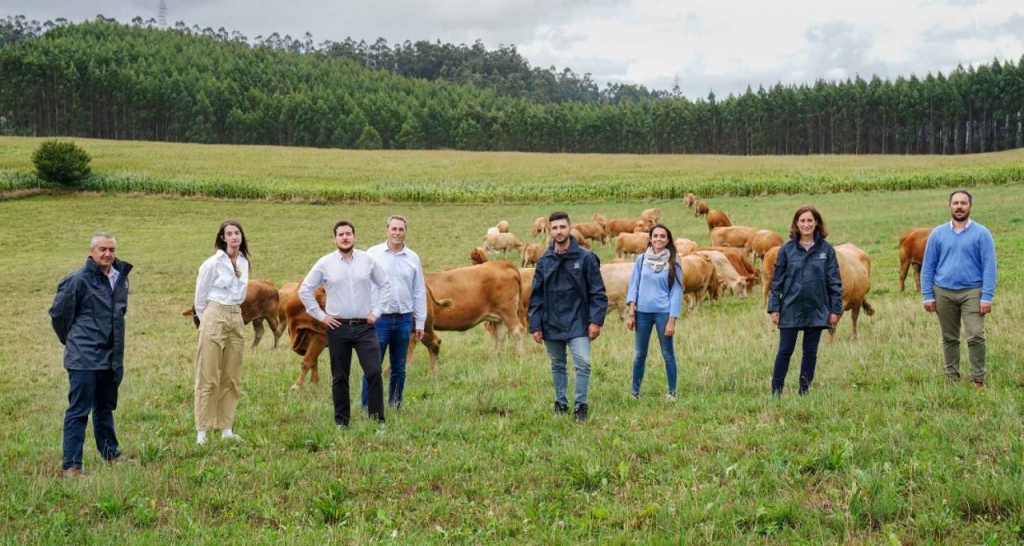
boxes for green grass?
[1,183,1023,543]
[2,136,1023,202]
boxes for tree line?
[1,16,1021,155]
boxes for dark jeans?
[63,368,123,470]
[631,311,678,395]
[771,327,825,395]
[328,323,384,426]
[361,313,413,408]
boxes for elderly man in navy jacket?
[49,233,133,477]
[528,211,608,423]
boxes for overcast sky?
[4,0,1022,98]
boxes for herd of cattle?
[184,194,936,390]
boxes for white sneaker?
[222,433,243,442]
[666,392,677,401]
[196,435,208,446]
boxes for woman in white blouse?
[193,220,250,445]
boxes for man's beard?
[952,209,970,221]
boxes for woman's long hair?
[215,219,250,260]
[648,223,680,287]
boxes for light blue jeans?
[631,312,677,396]
[543,336,591,408]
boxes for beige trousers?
[194,300,244,431]
[934,285,987,382]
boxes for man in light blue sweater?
[920,190,997,387]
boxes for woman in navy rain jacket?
[767,205,843,396]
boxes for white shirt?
[106,268,120,290]
[367,242,428,330]
[194,250,249,319]
[299,249,392,322]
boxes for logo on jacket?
[819,252,826,259]
[574,262,581,269]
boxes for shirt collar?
[948,219,973,231]
[383,243,407,255]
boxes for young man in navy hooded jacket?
[528,212,608,422]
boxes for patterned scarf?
[644,248,671,273]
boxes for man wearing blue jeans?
[529,212,608,423]
[362,215,427,409]
[49,233,134,477]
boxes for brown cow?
[706,210,732,231]
[600,262,634,321]
[482,232,526,258]
[694,250,749,297]
[683,193,697,209]
[761,245,781,305]
[702,246,759,284]
[748,229,785,265]
[469,246,489,265]
[283,285,328,390]
[277,281,299,333]
[572,221,609,245]
[605,219,647,237]
[484,267,535,339]
[833,243,875,340]
[616,232,649,259]
[710,225,760,250]
[898,227,931,292]
[570,229,592,249]
[530,216,550,237]
[680,254,718,309]
[521,243,544,267]
[183,279,284,349]
[693,200,710,217]
[641,207,661,226]
[674,238,698,256]
[591,214,608,227]
[409,260,524,374]
[496,220,510,233]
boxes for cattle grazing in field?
[570,229,592,249]
[531,216,550,237]
[683,193,697,209]
[674,238,698,256]
[604,219,647,237]
[409,260,524,374]
[600,262,634,321]
[469,246,489,265]
[695,250,750,297]
[183,279,284,349]
[615,232,649,259]
[680,254,718,309]
[748,229,785,265]
[496,220,510,233]
[276,281,299,335]
[710,225,760,251]
[898,227,931,293]
[521,243,544,267]
[283,284,328,390]
[702,246,759,288]
[706,210,732,232]
[693,200,710,217]
[641,207,661,226]
[482,232,526,258]
[591,214,608,226]
[833,243,875,340]
[572,221,609,245]
[761,246,780,305]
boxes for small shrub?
[31,140,92,187]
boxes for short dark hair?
[949,190,973,205]
[216,220,250,259]
[788,205,828,239]
[549,211,570,225]
[334,220,355,236]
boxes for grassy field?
[2,136,1024,202]
[1,183,1023,543]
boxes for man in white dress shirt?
[361,215,427,409]
[299,221,393,428]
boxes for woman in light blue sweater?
[626,223,684,400]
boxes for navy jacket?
[767,234,843,329]
[528,239,608,340]
[49,257,133,370]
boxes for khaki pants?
[194,300,244,431]
[933,285,986,382]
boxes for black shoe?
[573,403,588,423]
[554,402,569,415]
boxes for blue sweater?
[626,255,684,318]
[920,220,997,302]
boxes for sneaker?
[197,436,208,446]
[61,467,83,478]
[107,455,138,466]
[973,380,985,389]
[337,424,349,431]
[666,391,676,401]
[554,402,569,415]
[630,391,640,400]
[573,403,588,423]
[221,433,243,442]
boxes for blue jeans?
[771,327,824,395]
[631,312,678,395]
[63,368,123,470]
[362,313,413,409]
[543,337,592,408]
